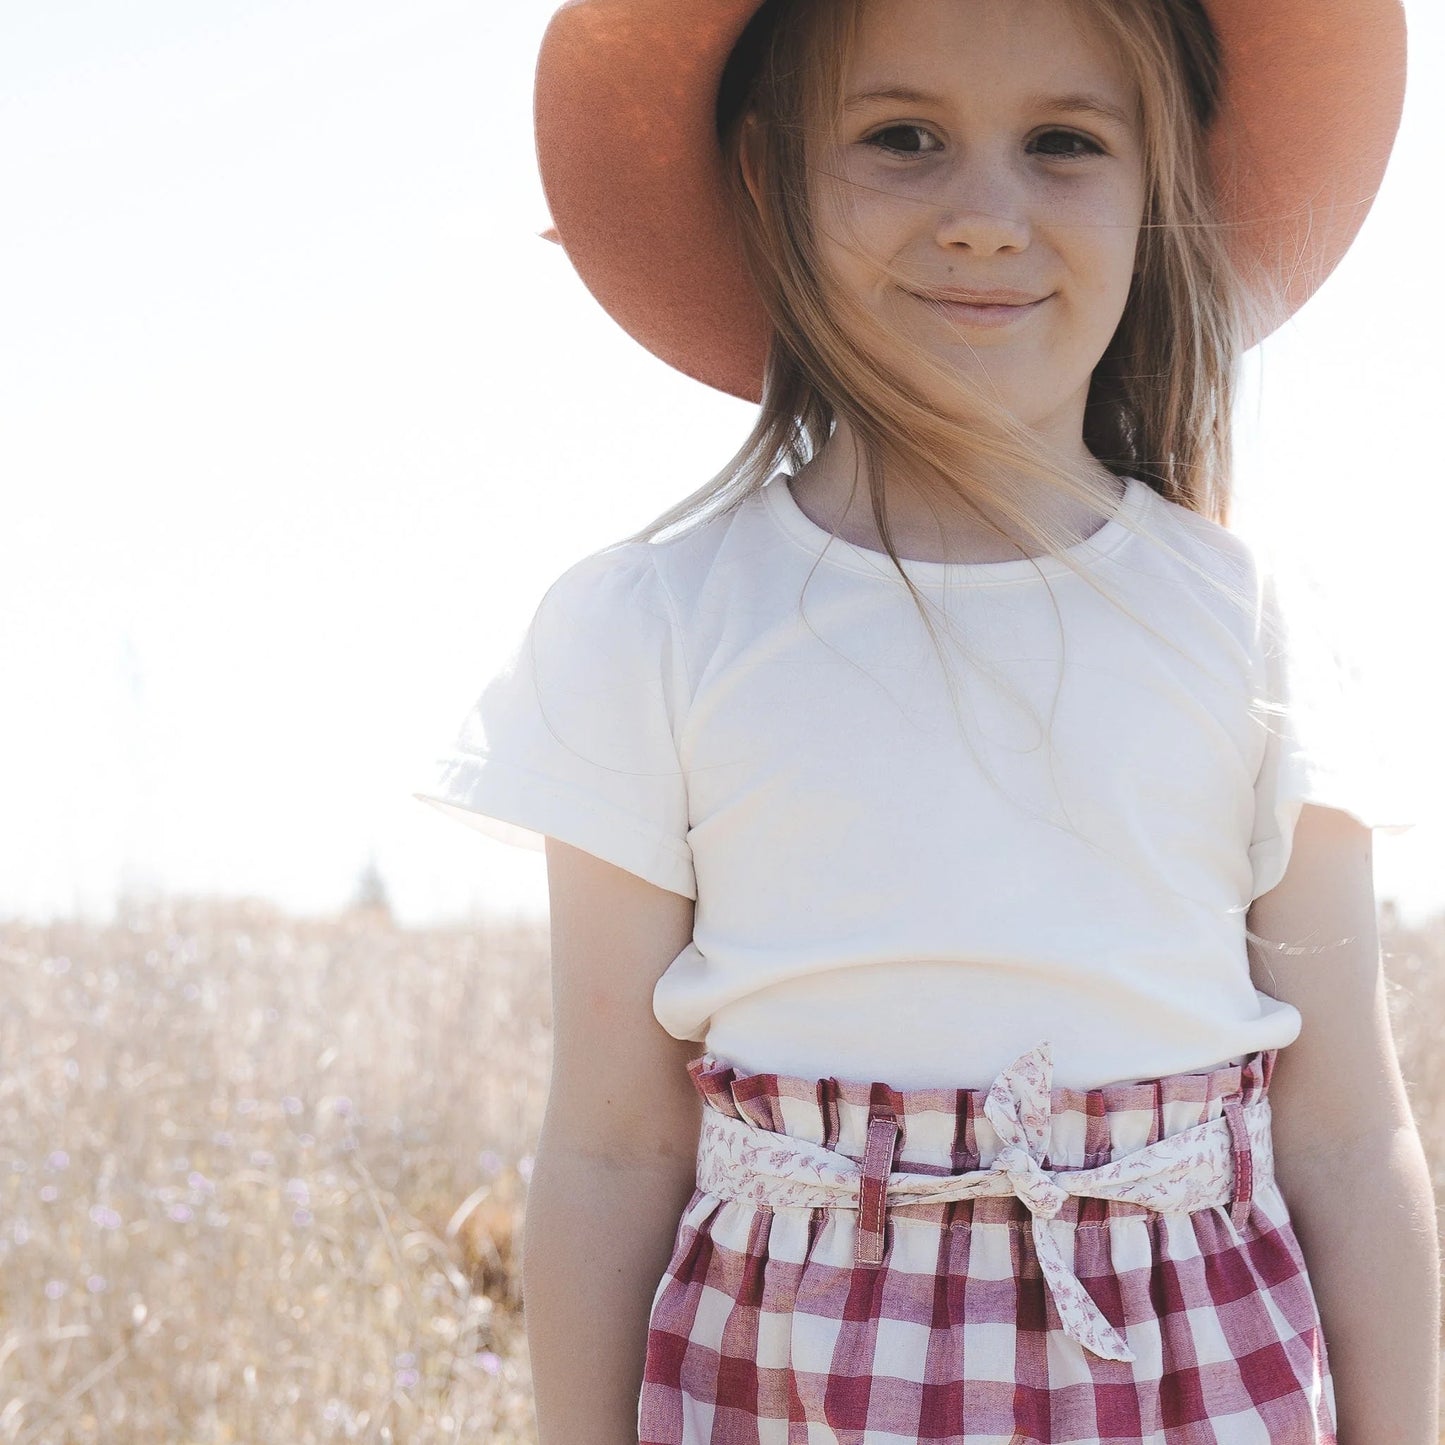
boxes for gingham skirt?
[638,1040,1336,1445]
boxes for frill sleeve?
[412,542,696,899]
[1248,561,1415,902]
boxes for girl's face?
[808,0,1147,446]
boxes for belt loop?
[855,1104,899,1269]
[1222,1096,1254,1230]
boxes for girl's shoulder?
[553,485,788,626]
[524,493,765,685]
[1141,484,1262,583]
[538,536,666,610]
[1128,482,1277,635]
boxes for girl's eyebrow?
[842,84,1133,130]
[841,85,943,112]
[1025,91,1135,128]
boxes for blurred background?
[1,2,1440,1441]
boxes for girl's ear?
[738,111,765,214]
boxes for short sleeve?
[1248,563,1415,901]
[412,543,696,899]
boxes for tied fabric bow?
[978,1043,1132,1361]
[695,1040,1261,1364]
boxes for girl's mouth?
[909,291,1051,329]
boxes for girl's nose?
[932,202,1031,253]
[930,165,1032,253]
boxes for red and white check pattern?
[693,1041,1271,1364]
[639,1044,1336,1444]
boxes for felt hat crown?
[533,0,1407,403]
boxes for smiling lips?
[908,287,1051,328]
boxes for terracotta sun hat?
[533,0,1407,403]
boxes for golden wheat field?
[0,890,1440,1443]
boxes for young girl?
[415,0,1439,1440]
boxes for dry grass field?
[0,890,1440,1443]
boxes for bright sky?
[1,0,1441,929]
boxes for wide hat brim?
[534,0,1407,404]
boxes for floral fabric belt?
[694,1041,1272,1364]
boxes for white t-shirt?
[414,472,1412,1090]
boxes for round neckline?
[761,470,1149,585]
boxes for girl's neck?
[787,423,1125,567]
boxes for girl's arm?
[1246,803,1441,1445]
[524,837,702,1445]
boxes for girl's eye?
[1029,129,1104,159]
[862,124,940,157]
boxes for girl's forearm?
[1272,1124,1440,1445]
[521,1146,699,1445]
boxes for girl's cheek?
[1036,167,1140,208]
[822,184,906,243]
